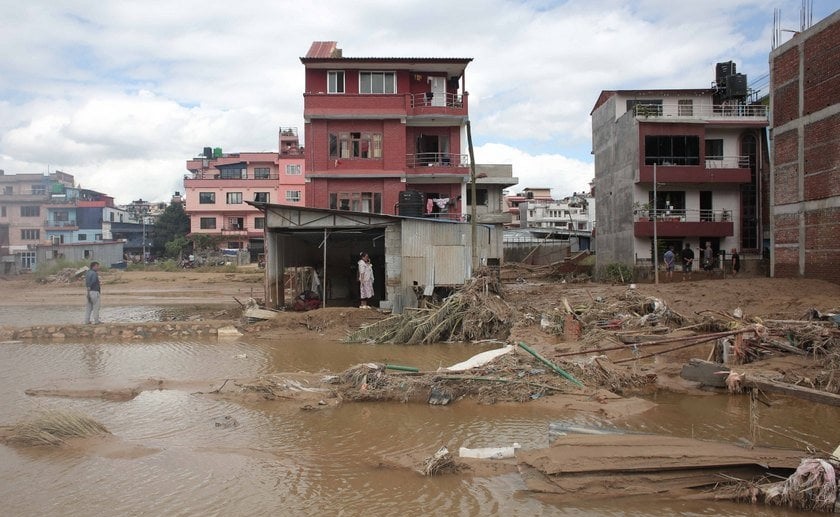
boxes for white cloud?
[0,0,835,203]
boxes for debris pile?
[345,269,513,344]
[36,267,86,284]
[421,446,459,476]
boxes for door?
[431,77,446,107]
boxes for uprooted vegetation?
[1,410,110,446]
[345,269,514,344]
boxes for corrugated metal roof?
[305,41,338,58]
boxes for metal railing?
[704,155,751,168]
[405,152,469,168]
[634,208,732,222]
[633,103,767,119]
[185,172,281,180]
[44,219,78,227]
[409,92,464,109]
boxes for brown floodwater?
[1,335,837,516]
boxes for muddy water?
[1,337,837,517]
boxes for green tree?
[152,203,190,258]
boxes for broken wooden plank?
[743,375,840,407]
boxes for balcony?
[633,209,733,238]
[185,172,281,181]
[44,219,78,230]
[406,152,469,169]
[638,156,752,184]
[633,103,767,121]
[303,92,468,119]
[407,92,468,117]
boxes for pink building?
[0,170,75,271]
[184,128,305,258]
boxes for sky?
[0,0,836,205]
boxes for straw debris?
[5,410,110,446]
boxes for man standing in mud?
[84,261,101,324]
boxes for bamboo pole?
[517,342,584,387]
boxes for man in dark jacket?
[682,243,694,281]
[84,261,101,324]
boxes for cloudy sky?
[0,0,835,204]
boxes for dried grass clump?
[421,446,459,476]
[7,410,110,446]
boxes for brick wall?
[770,11,840,284]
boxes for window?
[200,217,217,229]
[53,210,69,222]
[678,99,693,116]
[1,206,6,217]
[84,250,92,259]
[109,212,115,222]
[219,166,247,179]
[227,242,241,249]
[254,192,270,203]
[254,217,265,229]
[328,71,345,94]
[21,229,40,240]
[3,186,12,195]
[31,184,46,195]
[359,71,396,94]
[285,190,301,203]
[328,192,381,213]
[285,164,301,175]
[705,139,724,160]
[627,99,663,116]
[95,234,102,241]
[199,192,216,204]
[227,217,244,230]
[21,206,40,217]
[20,252,36,269]
[78,234,87,241]
[465,188,488,206]
[644,135,700,166]
[254,167,271,179]
[226,192,243,204]
[329,132,382,159]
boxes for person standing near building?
[731,248,741,276]
[84,261,101,324]
[682,243,694,280]
[357,252,374,309]
[703,241,714,272]
[663,246,675,281]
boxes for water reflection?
[0,337,838,516]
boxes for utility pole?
[466,120,478,270]
[653,163,659,285]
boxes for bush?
[604,262,633,283]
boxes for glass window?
[21,229,40,240]
[226,192,243,204]
[285,164,301,175]
[678,99,693,116]
[200,217,216,229]
[199,192,216,204]
[254,167,271,179]
[254,217,265,229]
[78,234,87,241]
[627,99,663,116]
[285,190,301,202]
[254,192,270,203]
[21,206,40,217]
[328,71,345,94]
[705,139,724,160]
[328,132,382,159]
[644,135,700,166]
[359,72,395,94]
[31,184,46,195]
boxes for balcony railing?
[633,103,767,119]
[185,173,281,181]
[409,92,464,109]
[44,219,78,228]
[406,153,469,168]
[633,208,731,222]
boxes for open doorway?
[416,134,450,165]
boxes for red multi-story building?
[300,41,514,222]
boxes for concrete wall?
[35,241,124,270]
[770,9,840,284]
[593,96,638,273]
